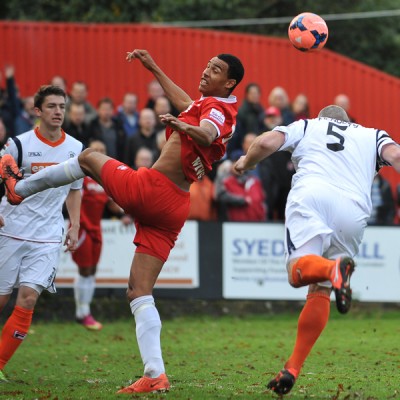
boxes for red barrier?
[1,21,400,187]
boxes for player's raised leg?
[0,149,113,205]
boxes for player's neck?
[35,124,63,142]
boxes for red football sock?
[284,291,330,376]
[0,305,33,370]
[291,255,335,288]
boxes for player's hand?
[233,155,248,175]
[159,113,187,132]
[233,156,256,176]
[126,49,157,71]
[64,225,79,252]
[0,215,4,228]
[121,214,133,226]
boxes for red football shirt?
[79,176,109,232]
[166,95,237,182]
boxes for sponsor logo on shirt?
[209,108,225,125]
[28,152,43,157]
[192,156,205,180]
[117,165,128,171]
[31,162,57,174]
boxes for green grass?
[1,310,400,399]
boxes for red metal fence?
[1,21,400,186]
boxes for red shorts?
[72,228,102,268]
[101,160,190,262]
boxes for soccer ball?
[288,12,328,52]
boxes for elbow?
[203,136,214,147]
[391,153,400,172]
[198,133,214,147]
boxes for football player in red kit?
[72,140,131,331]
[1,49,244,393]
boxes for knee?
[126,283,152,303]
[126,285,139,303]
[0,295,10,312]
[79,267,95,277]
[17,294,38,310]
[78,148,95,170]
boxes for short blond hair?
[318,105,350,122]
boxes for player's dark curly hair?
[34,85,66,110]
[217,54,245,93]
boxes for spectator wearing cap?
[263,106,283,131]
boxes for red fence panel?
[1,21,400,186]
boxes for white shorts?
[285,181,368,262]
[0,235,61,295]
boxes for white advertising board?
[352,226,400,302]
[223,223,308,300]
[223,223,400,302]
[56,220,199,289]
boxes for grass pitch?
[0,307,399,399]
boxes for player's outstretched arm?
[126,49,192,113]
[234,130,286,175]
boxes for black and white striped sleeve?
[376,129,398,168]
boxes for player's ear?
[226,79,236,90]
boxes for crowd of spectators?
[0,66,396,225]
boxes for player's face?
[199,57,234,96]
[35,95,66,129]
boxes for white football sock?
[74,275,96,319]
[16,156,85,198]
[130,295,165,378]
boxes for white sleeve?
[0,137,19,159]
[276,120,308,153]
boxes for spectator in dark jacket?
[62,102,90,147]
[368,174,395,225]
[0,65,22,137]
[228,83,264,157]
[115,93,140,139]
[124,108,159,167]
[65,81,97,125]
[88,97,126,162]
[14,96,37,135]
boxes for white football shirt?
[276,117,397,215]
[0,128,84,242]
